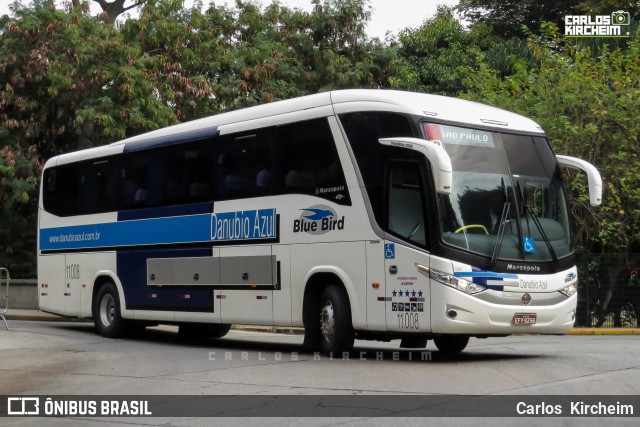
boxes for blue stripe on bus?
[122,126,218,153]
[40,208,278,251]
[40,214,213,251]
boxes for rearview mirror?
[556,155,602,206]
[379,137,452,194]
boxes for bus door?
[383,161,432,332]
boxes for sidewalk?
[2,309,639,335]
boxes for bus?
[38,89,602,354]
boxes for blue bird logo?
[301,208,334,220]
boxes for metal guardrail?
[0,268,9,330]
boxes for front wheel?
[319,284,354,356]
[94,282,127,338]
[434,335,469,353]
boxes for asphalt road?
[1,320,639,426]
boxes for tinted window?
[274,118,350,205]
[121,149,165,209]
[339,112,419,225]
[43,163,82,216]
[387,161,427,246]
[81,157,120,214]
[217,129,274,200]
[166,141,215,205]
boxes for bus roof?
[47,90,545,166]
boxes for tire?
[319,284,354,356]
[178,323,231,341]
[94,282,127,338]
[210,324,231,339]
[434,335,469,353]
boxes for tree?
[122,0,393,114]
[389,5,495,96]
[578,0,640,17]
[458,0,583,39]
[93,0,145,24]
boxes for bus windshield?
[424,123,572,262]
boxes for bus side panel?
[219,246,274,325]
[116,246,214,312]
[65,252,110,317]
[272,244,292,326]
[365,241,387,331]
[291,241,366,329]
[38,254,66,315]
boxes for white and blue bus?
[38,90,602,354]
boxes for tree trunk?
[94,0,144,24]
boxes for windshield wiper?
[488,178,511,268]
[489,201,510,267]
[516,180,559,269]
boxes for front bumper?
[430,284,577,335]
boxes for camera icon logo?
[611,10,630,25]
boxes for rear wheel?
[434,335,469,353]
[319,284,354,356]
[94,282,127,338]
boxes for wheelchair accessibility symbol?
[385,243,395,259]
[523,236,535,254]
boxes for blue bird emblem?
[301,208,334,220]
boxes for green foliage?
[578,0,640,17]
[458,0,583,39]
[461,29,640,252]
[389,5,495,96]
[484,37,537,77]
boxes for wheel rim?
[320,300,335,345]
[100,294,115,327]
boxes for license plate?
[513,313,537,325]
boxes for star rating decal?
[391,289,425,299]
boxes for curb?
[568,328,640,335]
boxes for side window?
[339,112,419,225]
[121,149,165,210]
[43,163,82,216]
[274,118,350,205]
[217,129,274,200]
[387,162,427,247]
[81,157,120,214]
[166,140,215,205]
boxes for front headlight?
[416,264,486,295]
[559,283,577,297]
